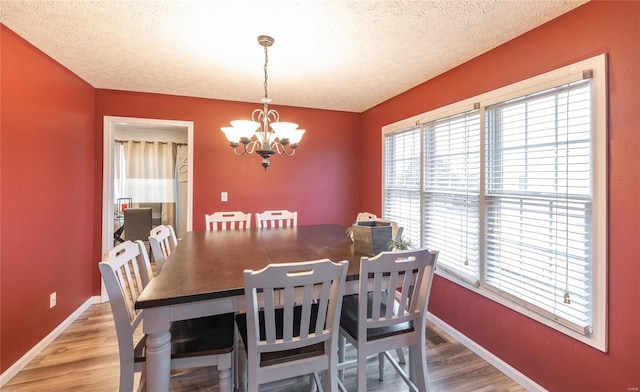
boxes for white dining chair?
[99,240,236,392]
[255,209,297,228]
[337,248,439,392]
[235,258,349,392]
[355,211,377,222]
[148,224,178,273]
[205,211,252,231]
[351,214,407,364]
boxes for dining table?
[135,224,365,391]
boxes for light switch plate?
[221,192,228,202]
[50,292,57,308]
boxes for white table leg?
[219,367,232,392]
[143,307,172,391]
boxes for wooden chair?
[205,211,252,231]
[255,209,297,228]
[235,259,349,392]
[99,240,236,392]
[148,224,178,273]
[338,249,439,392]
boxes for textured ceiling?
[1,0,588,112]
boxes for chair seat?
[340,293,414,342]
[235,304,325,367]
[135,313,235,362]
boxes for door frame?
[101,116,194,300]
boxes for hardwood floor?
[3,303,528,391]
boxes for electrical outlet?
[50,292,56,308]
[221,192,228,202]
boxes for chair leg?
[357,346,367,392]
[122,361,135,392]
[233,329,240,391]
[378,352,385,381]
[312,372,323,392]
[396,347,406,364]
[246,349,259,392]
[338,335,346,381]
[409,343,429,392]
[136,368,146,392]
[326,361,339,392]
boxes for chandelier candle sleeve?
[220,35,305,170]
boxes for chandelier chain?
[263,44,269,101]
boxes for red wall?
[2,2,638,389]
[94,90,362,292]
[360,2,640,390]
[0,26,96,372]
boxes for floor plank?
[3,303,529,391]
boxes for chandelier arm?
[232,146,247,156]
[266,109,279,122]
[272,142,285,155]
[281,145,297,157]
[252,108,266,124]
[245,141,259,155]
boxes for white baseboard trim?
[427,312,548,392]
[0,296,101,387]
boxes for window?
[423,110,481,285]
[484,79,594,334]
[383,127,422,243]
[382,55,607,350]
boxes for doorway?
[101,116,193,269]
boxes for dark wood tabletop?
[136,224,364,309]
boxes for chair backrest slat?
[263,288,277,343]
[205,211,252,231]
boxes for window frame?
[381,54,607,351]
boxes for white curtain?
[175,144,189,237]
[114,140,177,203]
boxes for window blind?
[423,111,481,284]
[483,79,593,334]
[382,55,606,348]
[383,127,422,244]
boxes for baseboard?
[427,312,548,392]
[0,296,101,387]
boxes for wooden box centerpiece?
[352,221,393,256]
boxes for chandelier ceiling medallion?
[221,35,305,170]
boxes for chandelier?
[221,35,305,170]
